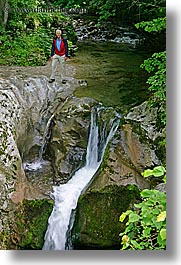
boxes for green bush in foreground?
[119,189,166,250]
[119,166,166,250]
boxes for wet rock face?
[0,79,27,203]
[0,78,28,249]
[9,76,79,161]
[46,97,97,184]
[0,75,80,248]
[125,101,160,142]
[125,101,166,164]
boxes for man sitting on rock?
[49,29,68,84]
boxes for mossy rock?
[15,199,53,250]
[72,184,140,249]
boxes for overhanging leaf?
[157,211,166,222]
[130,240,143,250]
[119,210,132,222]
[160,228,166,240]
[152,166,166,177]
[143,227,151,238]
[141,189,155,198]
[141,169,153,178]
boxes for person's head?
[56,29,62,38]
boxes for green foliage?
[0,29,50,66]
[88,0,121,21]
[50,0,165,23]
[119,189,166,250]
[135,17,166,32]
[51,0,87,9]
[141,50,166,126]
[119,166,166,250]
[142,165,166,183]
[0,0,77,66]
[135,15,166,127]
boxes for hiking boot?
[62,79,66,84]
[48,79,55,83]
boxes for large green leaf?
[141,189,155,198]
[152,166,166,177]
[129,212,140,223]
[143,227,151,238]
[130,240,143,250]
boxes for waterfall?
[42,107,120,250]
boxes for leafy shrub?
[140,51,166,126]
[142,165,166,183]
[119,166,166,250]
[0,30,50,66]
[135,17,166,127]
[119,189,166,250]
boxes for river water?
[71,40,151,112]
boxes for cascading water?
[42,106,120,250]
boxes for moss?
[77,137,87,149]
[99,142,111,172]
[72,184,140,249]
[0,231,9,250]
[15,199,53,250]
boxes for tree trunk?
[0,0,9,29]
[0,0,3,27]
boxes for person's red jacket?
[51,38,68,57]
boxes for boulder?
[72,184,140,249]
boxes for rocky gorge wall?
[0,74,81,249]
[0,70,163,249]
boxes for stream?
[71,40,151,111]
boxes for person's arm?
[50,41,54,57]
[64,38,69,57]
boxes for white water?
[42,107,120,250]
